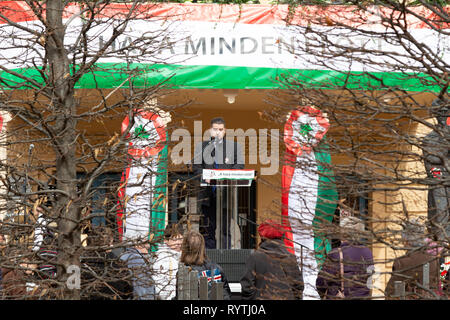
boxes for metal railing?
[176,265,224,300]
[393,262,434,299]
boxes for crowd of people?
[0,212,448,300]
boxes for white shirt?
[152,243,181,300]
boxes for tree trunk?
[46,0,80,300]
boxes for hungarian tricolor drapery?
[117,110,168,245]
[0,2,445,92]
[282,107,338,300]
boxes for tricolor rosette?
[122,110,167,159]
[284,106,330,156]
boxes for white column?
[0,111,11,221]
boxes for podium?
[201,169,255,249]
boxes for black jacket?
[240,239,304,300]
[81,251,133,300]
[193,138,244,177]
[385,249,441,299]
[422,127,450,239]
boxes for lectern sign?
[202,169,255,181]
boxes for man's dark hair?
[210,117,225,126]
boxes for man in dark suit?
[422,98,449,241]
[385,220,441,299]
[192,117,244,249]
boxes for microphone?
[208,136,216,145]
[29,144,35,154]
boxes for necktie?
[212,141,218,192]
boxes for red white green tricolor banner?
[282,106,338,300]
[0,2,448,91]
[117,110,168,244]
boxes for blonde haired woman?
[176,231,231,300]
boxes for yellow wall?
[368,118,434,298]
